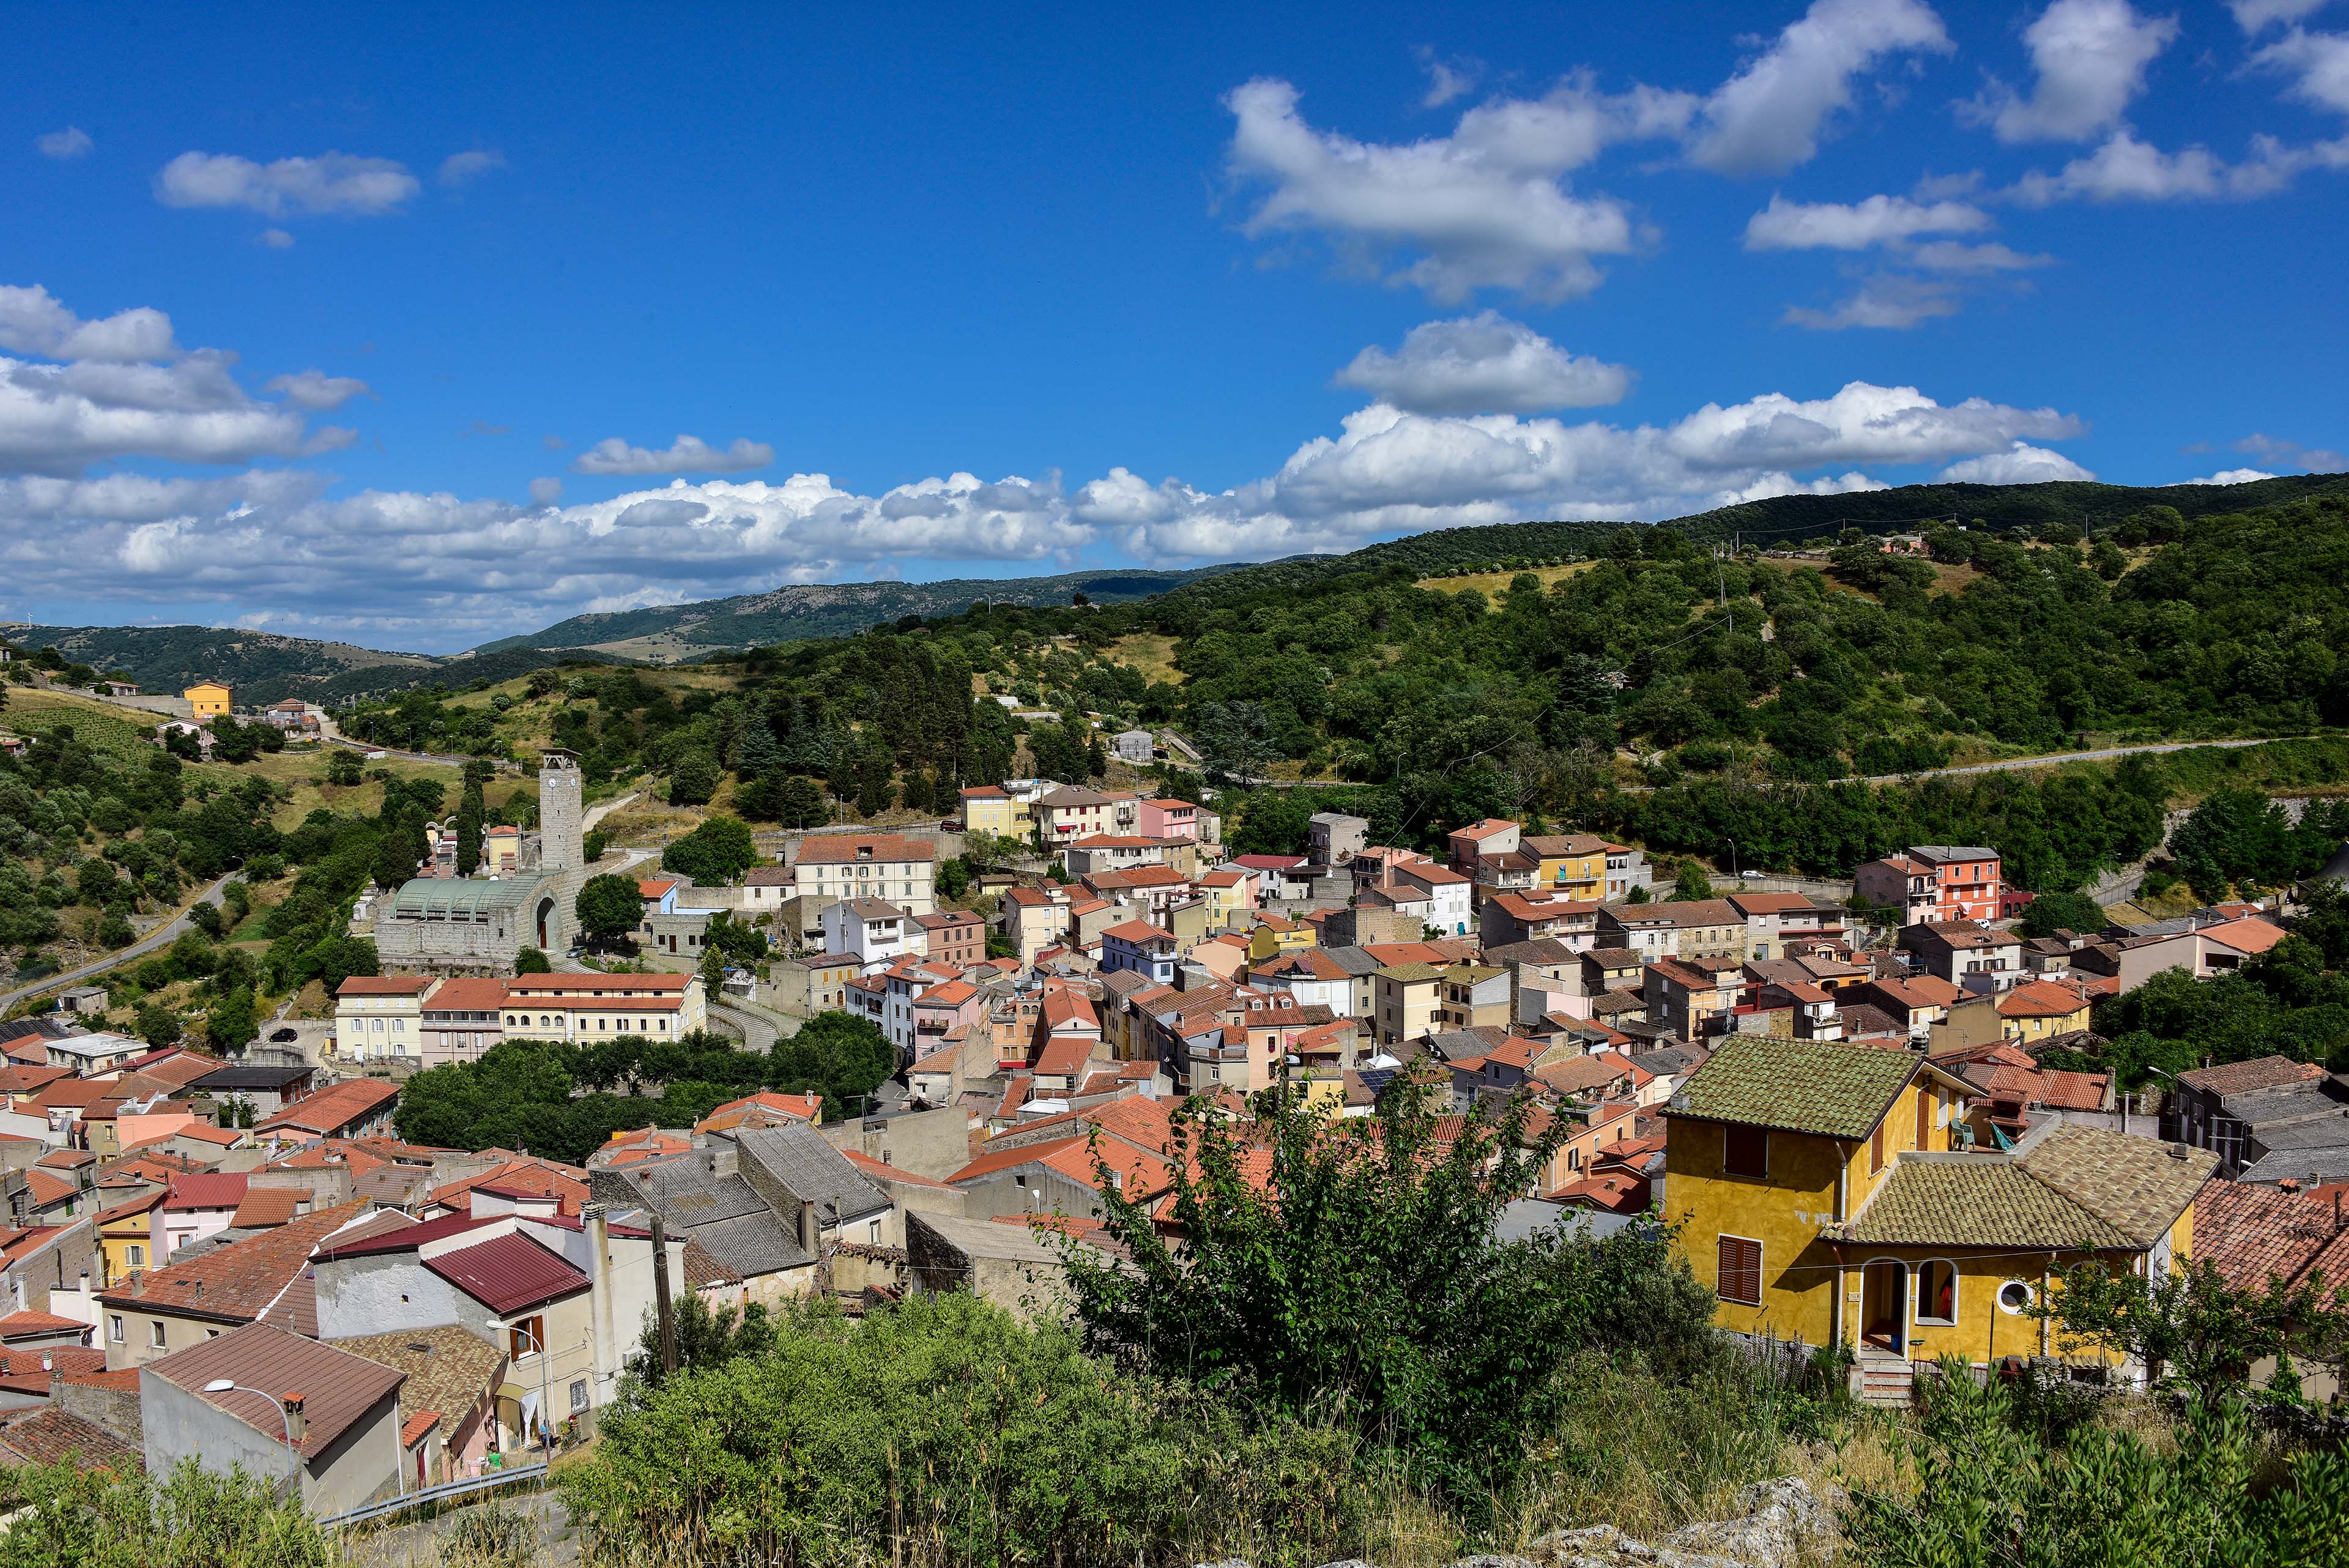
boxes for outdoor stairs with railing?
[1854,1350,1917,1407]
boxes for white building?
[789,834,938,918]
[822,897,916,972]
[332,978,435,1063]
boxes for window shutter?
[1871,1122,1887,1173]
[1717,1236,1762,1305]
[1723,1124,1768,1178]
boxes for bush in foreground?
[0,1457,326,1568]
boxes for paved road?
[0,874,235,1013]
[710,996,802,1051]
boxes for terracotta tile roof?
[0,1309,89,1340]
[2176,1056,2325,1098]
[330,1323,507,1451]
[423,1231,589,1316]
[2024,1126,2216,1244]
[336,977,434,997]
[1997,979,2093,1019]
[165,1173,250,1211]
[256,1079,399,1136]
[694,1090,823,1134]
[96,1199,370,1321]
[229,1187,306,1229]
[0,1407,142,1473]
[2193,1180,2349,1292]
[149,1320,405,1458]
[680,1235,740,1288]
[843,1149,958,1190]
[505,973,689,995]
[2202,917,2287,956]
[424,977,510,1011]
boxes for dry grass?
[2,685,155,759]
[221,748,483,827]
[1416,561,1598,599]
[1105,632,1186,686]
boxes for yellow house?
[1371,963,1445,1046]
[1995,979,2095,1045]
[957,786,1022,838]
[1526,833,1610,901]
[182,680,232,719]
[1665,1038,2215,1389]
[1244,913,1316,963]
[95,1189,166,1287]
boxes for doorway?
[1860,1260,1909,1354]
[536,897,555,949]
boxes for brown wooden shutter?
[1723,1123,1768,1178]
[1916,1083,1931,1150]
[1871,1122,1887,1173]
[1717,1236,1762,1305]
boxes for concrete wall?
[816,1105,969,1183]
[140,1373,399,1512]
[952,1167,1102,1225]
[314,1252,476,1342]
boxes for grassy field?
[1105,632,1186,686]
[1416,561,1598,598]
[2,686,157,761]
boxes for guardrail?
[318,1460,549,1530]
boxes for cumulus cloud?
[1332,313,1631,414]
[1935,440,2096,482]
[0,285,180,362]
[571,434,776,476]
[1222,75,1687,300]
[1743,193,1989,249]
[2175,467,2278,484]
[2005,128,2328,203]
[1689,0,1953,174]
[2230,0,2332,31]
[1962,0,2178,144]
[35,127,92,160]
[256,228,296,249]
[0,285,355,475]
[1417,48,1483,108]
[2252,25,2349,113]
[438,150,507,186]
[264,370,371,411]
[1079,381,2079,562]
[1782,278,1965,329]
[529,477,563,505]
[155,150,420,217]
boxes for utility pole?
[649,1211,677,1377]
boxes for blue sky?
[6,0,2346,651]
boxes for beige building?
[1372,963,1446,1046]
[789,834,938,917]
[333,976,435,1062]
[500,972,705,1044]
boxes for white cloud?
[529,477,563,505]
[1783,277,1965,329]
[0,285,180,362]
[2252,26,2349,113]
[1935,440,2096,482]
[1690,0,1953,174]
[1962,0,2178,144]
[1332,312,1632,414]
[264,370,370,411]
[1907,239,2054,271]
[256,228,295,249]
[1081,381,2079,561]
[2174,467,2277,484]
[35,127,92,160]
[2005,128,2323,202]
[1417,48,1483,108]
[571,434,776,476]
[2230,0,2332,31]
[1222,75,1684,301]
[155,150,420,217]
[2233,431,2348,468]
[439,150,507,187]
[1743,193,1988,249]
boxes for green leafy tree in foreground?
[2018,890,2106,938]
[1055,1071,1700,1506]
[2034,1257,2349,1407]
[514,946,552,974]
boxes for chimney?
[582,1202,615,1388]
[798,1198,817,1256]
[281,1392,306,1447]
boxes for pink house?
[1134,798,1202,841]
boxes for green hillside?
[473,566,1236,660]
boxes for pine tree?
[455,781,484,875]
[779,776,829,830]
[855,745,894,819]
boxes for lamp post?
[491,1320,554,1461]
[202,1378,300,1498]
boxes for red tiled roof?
[505,973,689,995]
[2202,918,2287,956]
[842,1150,959,1190]
[425,977,511,1011]
[2194,1180,2349,1293]
[96,1200,371,1321]
[228,1187,306,1230]
[149,1320,404,1458]
[2176,1055,2325,1097]
[0,1407,142,1473]
[336,977,433,997]
[423,1231,589,1316]
[165,1173,250,1210]
[256,1079,399,1135]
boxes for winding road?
[0,873,236,1013]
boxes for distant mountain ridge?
[471,567,1237,660]
[13,472,2342,701]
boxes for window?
[126,1244,145,1268]
[1716,1236,1763,1306]
[868,1219,883,1243]
[1916,1260,1958,1325]
[1723,1124,1768,1178]
[107,1314,124,1343]
[570,1379,590,1413]
[508,1315,545,1360]
[149,1320,166,1348]
[1997,1280,2035,1315]
[1870,1122,1887,1174]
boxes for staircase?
[1855,1351,1917,1407]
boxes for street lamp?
[202,1378,300,1496]
[490,1320,554,1461]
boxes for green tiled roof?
[1671,1039,1917,1140]
[1376,963,1446,983]
[1831,1158,2133,1249]
[2021,1126,2216,1246]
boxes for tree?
[583,828,609,863]
[515,946,552,975]
[2018,890,2106,939]
[373,814,424,890]
[576,873,644,949]
[661,816,760,883]
[134,1001,182,1049]
[1085,732,1108,779]
[768,1011,896,1121]
[1055,1071,1653,1504]
[1672,860,1713,902]
[623,1294,778,1389]
[2037,1257,2349,1407]
[776,776,828,830]
[204,987,259,1053]
[668,751,719,807]
[455,779,484,875]
[937,858,971,899]
[854,745,894,819]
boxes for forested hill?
[473,567,1236,660]
[0,624,610,708]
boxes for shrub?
[563,1294,1376,1568]
[0,1456,329,1568]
